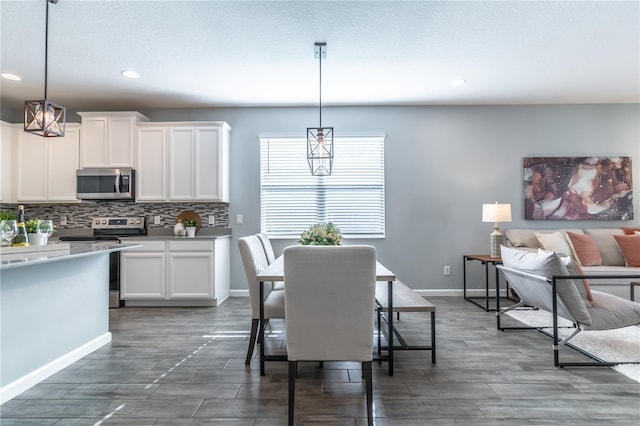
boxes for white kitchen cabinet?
[136,121,230,202]
[136,127,167,201]
[120,241,166,299]
[121,237,230,306]
[167,240,214,299]
[16,124,80,203]
[78,112,149,168]
[0,121,16,203]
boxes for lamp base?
[489,227,503,258]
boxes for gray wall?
[138,104,639,294]
[5,104,640,293]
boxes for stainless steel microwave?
[76,168,135,201]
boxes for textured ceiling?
[1,0,638,112]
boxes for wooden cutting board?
[176,210,202,230]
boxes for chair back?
[497,265,578,324]
[283,245,376,362]
[238,235,273,318]
[257,233,276,264]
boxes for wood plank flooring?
[2,296,639,425]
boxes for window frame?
[259,133,386,239]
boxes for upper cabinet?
[0,121,16,203]
[16,124,81,203]
[136,122,230,202]
[78,112,149,168]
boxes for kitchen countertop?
[52,227,232,241]
[0,242,140,270]
[124,227,232,240]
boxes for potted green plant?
[299,222,343,245]
[182,219,197,238]
[25,219,55,245]
[0,211,15,221]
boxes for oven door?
[76,168,135,201]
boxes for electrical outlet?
[444,265,451,276]
[60,216,67,226]
[236,214,243,224]
[154,215,161,225]
[208,215,215,226]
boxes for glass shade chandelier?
[307,42,333,176]
[24,0,66,138]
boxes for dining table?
[256,255,397,376]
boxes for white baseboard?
[0,332,112,405]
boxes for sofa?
[504,227,640,299]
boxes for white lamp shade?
[482,203,512,223]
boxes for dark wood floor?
[2,296,639,425]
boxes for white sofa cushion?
[535,231,574,257]
[583,228,626,266]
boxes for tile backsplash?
[1,202,229,229]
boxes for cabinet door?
[108,117,135,167]
[168,127,195,200]
[80,118,107,167]
[16,132,47,201]
[136,127,167,201]
[47,126,80,201]
[121,251,166,299]
[0,122,15,203]
[194,127,221,200]
[167,251,214,299]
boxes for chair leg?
[363,361,373,426]
[288,361,297,426]
[245,318,259,365]
[258,318,270,344]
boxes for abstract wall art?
[523,157,633,220]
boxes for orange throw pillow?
[566,231,602,266]
[621,227,640,235]
[573,262,594,305]
[613,234,640,267]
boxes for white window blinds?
[260,135,385,238]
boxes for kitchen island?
[0,242,140,404]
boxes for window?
[260,134,385,238]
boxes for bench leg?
[431,311,436,364]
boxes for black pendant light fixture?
[24,0,66,138]
[307,42,333,176]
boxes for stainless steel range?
[60,217,146,308]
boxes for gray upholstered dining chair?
[257,232,284,290]
[283,245,376,426]
[238,235,285,365]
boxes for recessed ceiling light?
[450,79,467,87]
[1,73,22,81]
[121,70,140,79]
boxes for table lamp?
[482,202,512,258]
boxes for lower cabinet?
[121,237,230,306]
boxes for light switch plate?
[236,214,243,224]
[60,216,67,225]
[154,215,161,225]
[208,215,215,225]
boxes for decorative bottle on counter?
[12,205,29,246]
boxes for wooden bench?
[375,280,436,364]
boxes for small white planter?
[28,233,48,246]
[185,227,196,238]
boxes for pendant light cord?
[318,46,322,128]
[44,0,50,100]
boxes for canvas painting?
[524,157,633,220]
